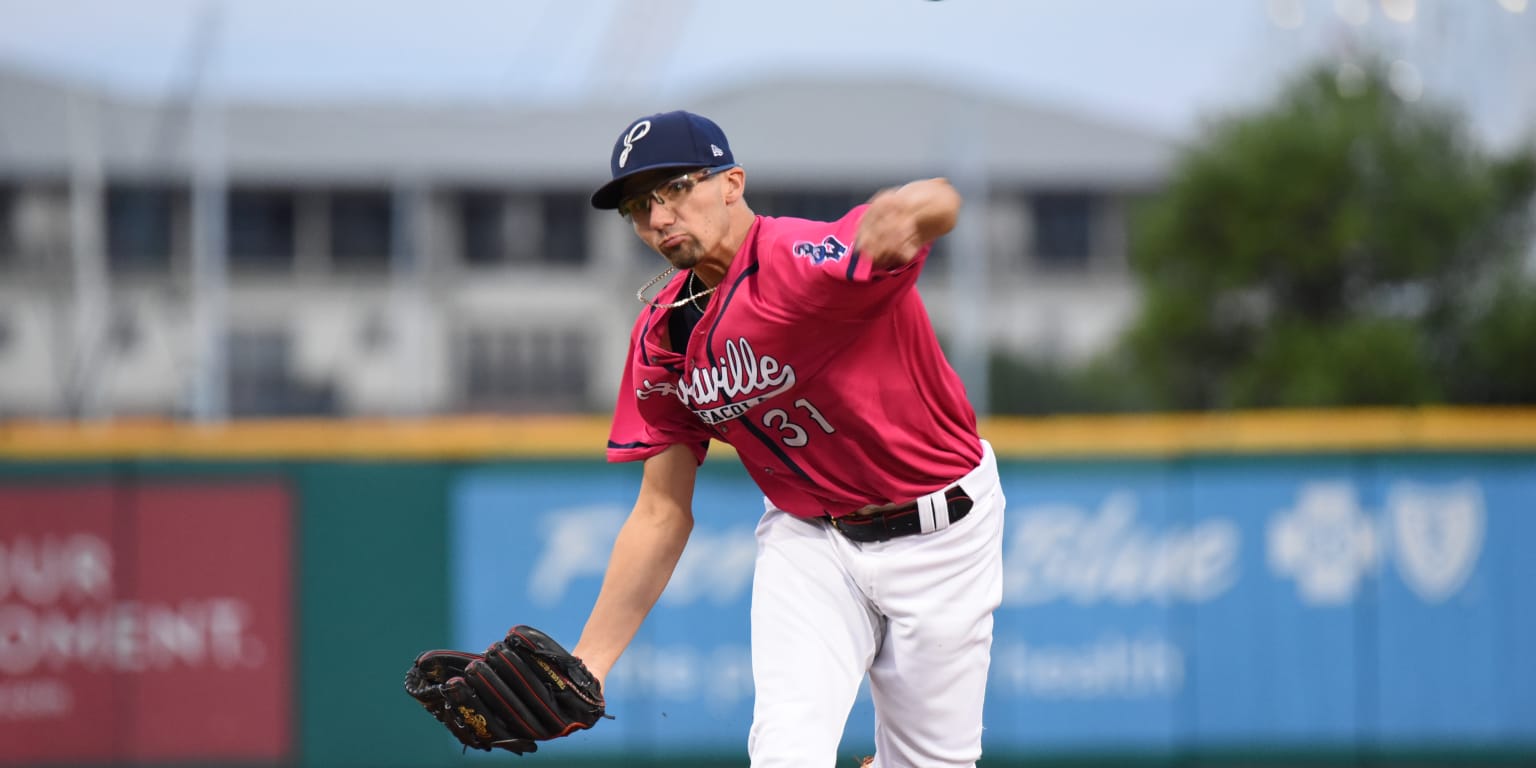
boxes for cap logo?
[711,144,724,157]
[618,120,652,169]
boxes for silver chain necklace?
[635,266,719,310]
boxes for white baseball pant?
[747,440,1005,768]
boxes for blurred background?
[0,0,1533,767]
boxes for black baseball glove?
[403,625,609,754]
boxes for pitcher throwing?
[574,110,1007,768]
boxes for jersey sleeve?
[759,205,931,319]
[606,322,712,466]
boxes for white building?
[0,66,1174,418]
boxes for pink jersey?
[608,207,983,518]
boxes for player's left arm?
[571,443,698,689]
[853,178,962,269]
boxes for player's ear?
[722,167,746,204]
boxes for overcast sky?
[0,0,1532,145]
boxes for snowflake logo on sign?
[1267,482,1380,605]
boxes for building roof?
[0,65,1174,190]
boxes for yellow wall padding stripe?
[1,408,1535,461]
[979,407,1536,457]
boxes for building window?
[458,191,589,267]
[461,326,589,411]
[457,191,539,265]
[459,191,503,266]
[107,183,176,272]
[0,186,14,264]
[753,189,865,223]
[227,328,336,416]
[1031,193,1094,269]
[502,195,544,263]
[1,189,69,266]
[330,190,392,269]
[228,188,295,271]
[542,192,588,266]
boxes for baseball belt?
[827,486,974,543]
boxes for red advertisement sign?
[0,481,292,765]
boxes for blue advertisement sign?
[452,461,770,757]
[451,455,1536,758]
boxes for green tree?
[1121,60,1536,410]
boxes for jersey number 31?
[761,398,836,447]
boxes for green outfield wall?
[1,409,1533,768]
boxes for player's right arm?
[758,179,962,320]
[571,442,698,688]
[853,177,961,268]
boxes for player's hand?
[854,178,961,268]
[854,187,927,268]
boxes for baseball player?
[572,110,1006,768]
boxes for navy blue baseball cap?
[590,110,736,210]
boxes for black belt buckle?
[829,487,974,543]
